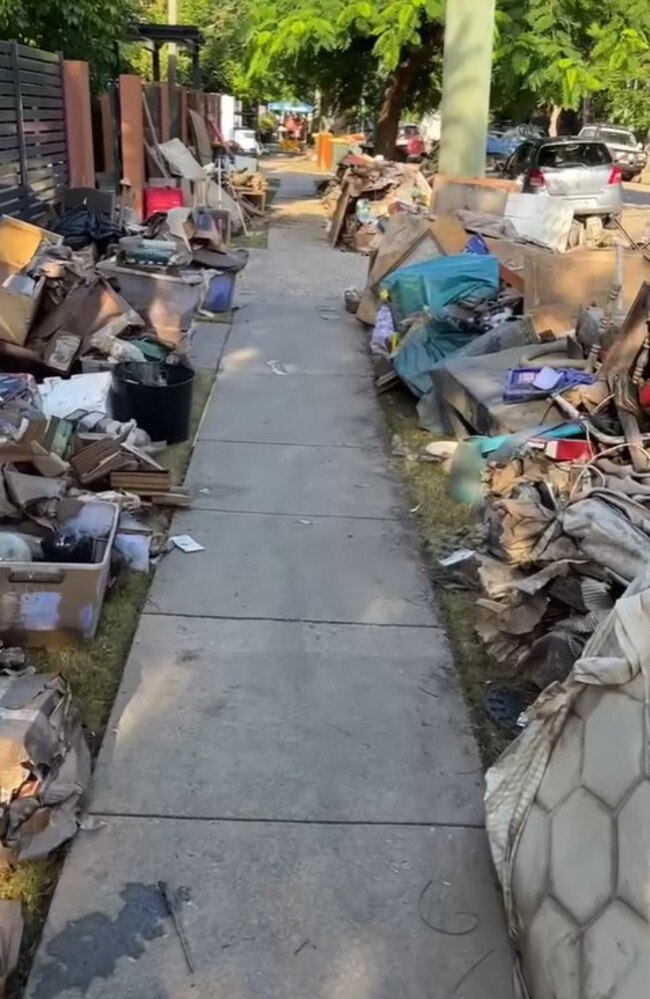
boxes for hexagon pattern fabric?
[487,569,650,999]
[516,682,650,999]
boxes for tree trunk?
[374,65,412,157]
[373,24,443,159]
[549,105,561,137]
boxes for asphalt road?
[622,183,650,206]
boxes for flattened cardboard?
[432,175,518,216]
[30,277,144,345]
[524,247,650,335]
[0,673,90,863]
[0,217,61,347]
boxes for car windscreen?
[538,142,612,168]
[600,129,635,147]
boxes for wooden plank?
[21,110,64,122]
[22,122,66,137]
[0,195,23,215]
[26,154,68,170]
[20,97,64,110]
[25,135,66,148]
[16,44,60,63]
[0,161,19,180]
[26,169,67,188]
[11,82,62,99]
[27,161,67,179]
[0,147,19,165]
[15,69,62,89]
[0,65,60,89]
[119,74,145,219]
[0,139,20,155]
[25,145,67,161]
[17,57,61,76]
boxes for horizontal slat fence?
[0,41,68,220]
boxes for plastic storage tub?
[0,499,119,645]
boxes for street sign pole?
[438,0,496,178]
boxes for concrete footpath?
[27,172,513,999]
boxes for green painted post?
[438,0,496,178]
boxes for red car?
[360,122,426,160]
[396,123,426,161]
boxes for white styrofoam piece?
[505,193,574,253]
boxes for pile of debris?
[350,175,650,688]
[324,156,433,253]
[0,202,248,376]
[349,173,650,999]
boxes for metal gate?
[0,41,68,220]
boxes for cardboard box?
[0,216,61,346]
[0,499,119,644]
[97,258,206,343]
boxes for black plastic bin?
[109,361,195,445]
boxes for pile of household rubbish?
[350,186,650,686]
[323,156,434,252]
[348,176,650,999]
[331,162,643,258]
[0,203,248,374]
[0,192,249,937]
[0,202,239,636]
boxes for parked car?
[361,122,425,160]
[578,124,646,181]
[486,124,546,169]
[395,123,425,160]
[501,137,623,217]
[231,127,263,156]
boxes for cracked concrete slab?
[146,509,439,625]
[91,615,482,824]
[185,439,403,518]
[185,321,230,371]
[201,369,383,446]
[221,302,370,376]
[26,817,513,999]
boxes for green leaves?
[495,0,650,121]
[0,0,137,88]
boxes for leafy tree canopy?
[0,0,137,89]
[495,0,650,131]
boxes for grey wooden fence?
[0,41,68,220]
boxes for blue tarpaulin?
[381,253,499,324]
[392,315,478,396]
[384,254,501,397]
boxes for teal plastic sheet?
[393,315,477,396]
[381,253,499,323]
